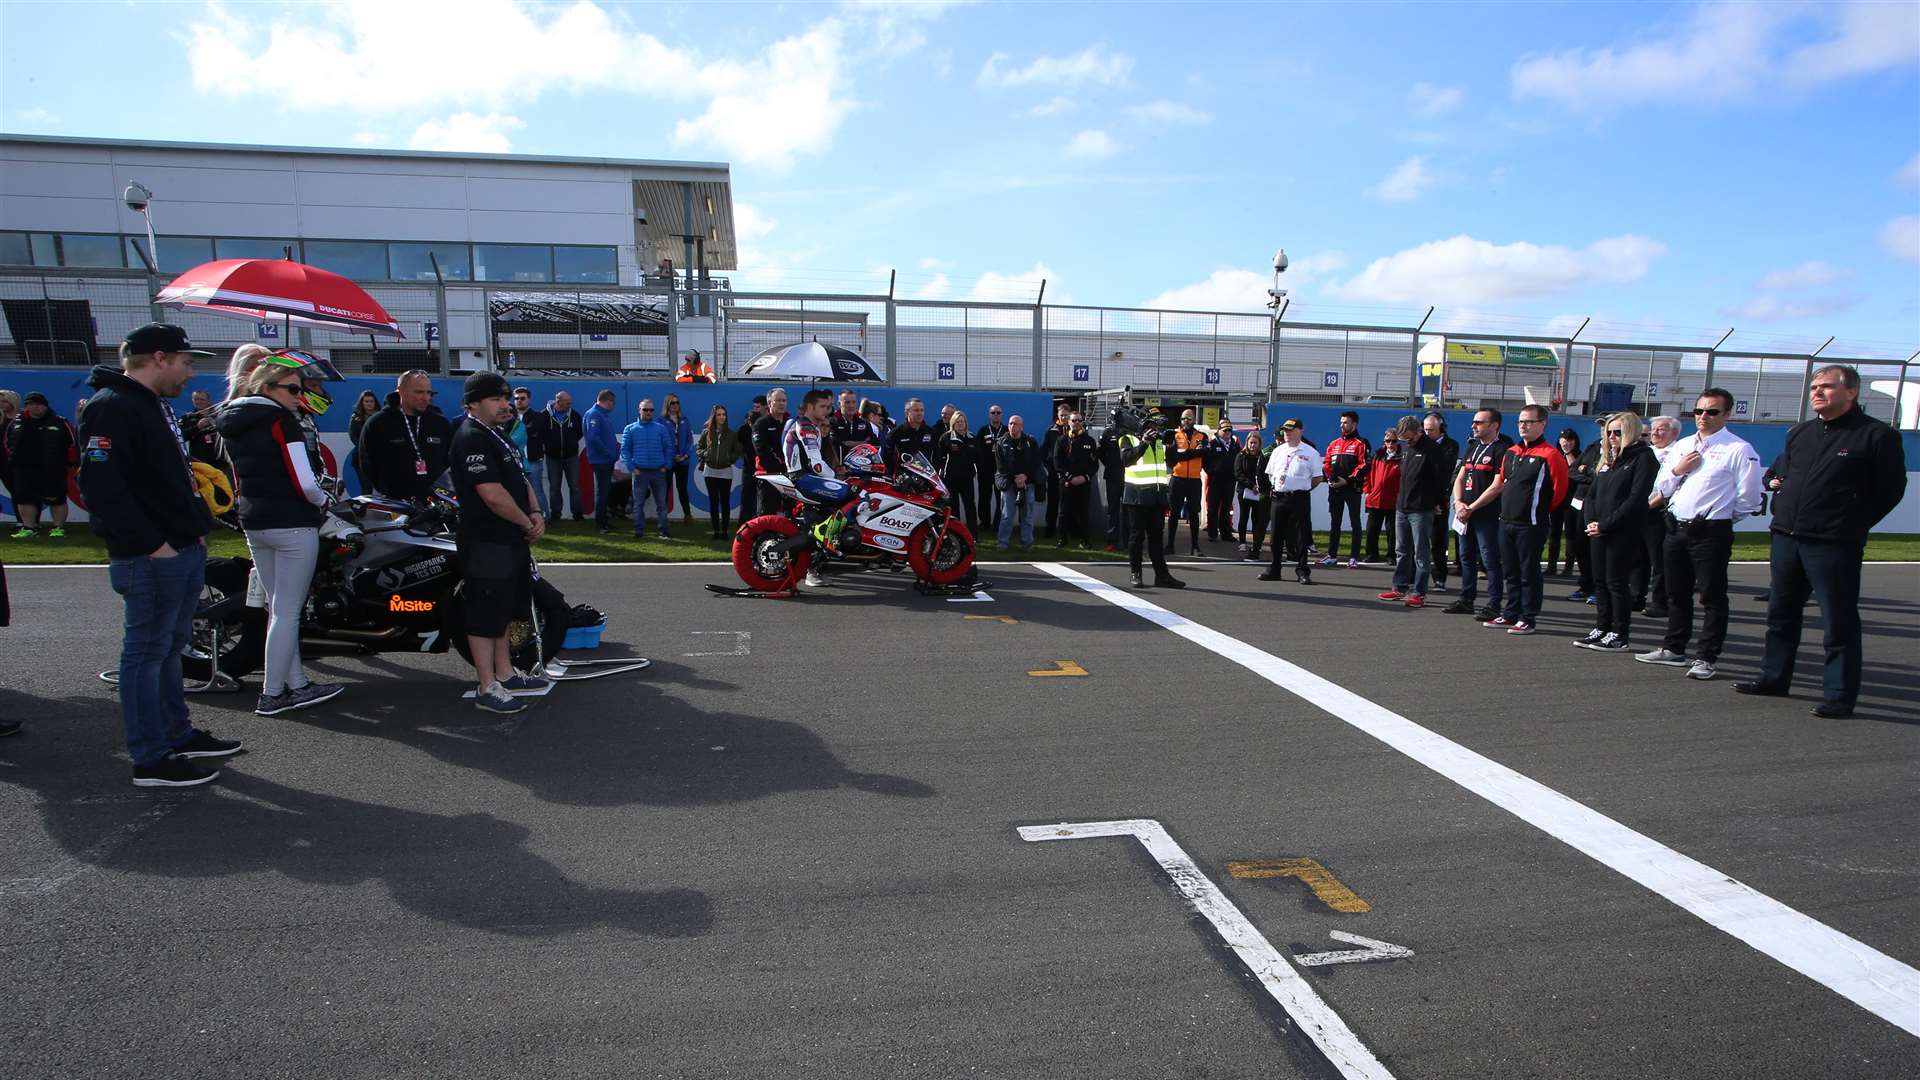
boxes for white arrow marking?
[1020,819,1394,1080]
[1294,931,1415,968]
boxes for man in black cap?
[448,372,546,714]
[7,391,77,539]
[79,324,241,788]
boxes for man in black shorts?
[449,372,547,713]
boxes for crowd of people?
[0,327,1907,780]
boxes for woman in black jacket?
[212,358,342,717]
[1573,413,1656,652]
[938,410,978,533]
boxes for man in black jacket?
[1423,413,1460,589]
[513,387,553,519]
[885,398,941,471]
[543,389,585,521]
[1039,404,1069,538]
[1737,365,1908,718]
[994,414,1042,549]
[78,324,239,788]
[1383,415,1446,607]
[1097,421,1127,551]
[1053,410,1099,547]
[358,370,452,502]
[6,391,75,537]
[976,406,1009,531]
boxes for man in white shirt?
[1636,415,1683,618]
[1635,391,1762,681]
[1259,418,1325,584]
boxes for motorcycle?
[185,491,571,683]
[729,450,976,594]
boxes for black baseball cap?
[122,323,214,357]
[22,391,48,406]
[1279,418,1303,431]
[463,371,511,404]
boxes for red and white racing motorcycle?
[730,450,976,595]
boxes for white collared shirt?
[1266,441,1322,493]
[1655,427,1763,521]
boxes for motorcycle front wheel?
[731,514,810,593]
[909,519,976,585]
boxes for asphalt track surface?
[2,556,1916,1080]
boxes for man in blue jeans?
[621,398,676,538]
[1381,415,1443,608]
[1445,409,1513,620]
[78,324,243,788]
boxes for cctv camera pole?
[1266,249,1288,408]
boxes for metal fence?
[3,268,1914,429]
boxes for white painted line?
[1035,563,1920,1037]
[1294,931,1416,968]
[1020,819,1394,1080]
[0,798,190,898]
[683,630,751,656]
[946,591,995,603]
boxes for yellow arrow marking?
[1027,660,1089,677]
[1226,858,1371,913]
[964,615,1020,624]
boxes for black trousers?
[1662,520,1733,661]
[1103,481,1126,546]
[1634,512,1670,609]
[1430,508,1451,584]
[1268,491,1311,576]
[1239,496,1269,556]
[1206,474,1236,541]
[739,467,760,521]
[1059,481,1092,544]
[1328,488,1363,559]
[1758,533,1865,706]
[1365,508,1396,563]
[704,476,733,536]
[1166,477,1203,550]
[948,480,979,535]
[979,473,1000,528]
[1043,471,1061,533]
[671,461,692,519]
[1590,529,1641,639]
[1127,497,1172,577]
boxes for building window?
[0,232,34,265]
[474,244,552,283]
[125,236,212,274]
[56,233,125,268]
[553,245,617,284]
[303,239,389,281]
[216,237,295,261]
[389,242,472,282]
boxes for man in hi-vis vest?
[1116,410,1185,591]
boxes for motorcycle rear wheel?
[909,520,976,585]
[732,514,810,593]
[182,558,268,682]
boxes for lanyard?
[402,412,424,465]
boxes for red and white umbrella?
[155,258,404,339]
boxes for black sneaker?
[1475,605,1500,622]
[0,720,22,737]
[1154,576,1187,589]
[1130,572,1147,589]
[1257,571,1284,581]
[1590,633,1629,653]
[1573,628,1607,648]
[133,758,219,788]
[1442,599,1475,614]
[172,730,242,759]
[283,682,344,711]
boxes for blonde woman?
[1575,412,1656,652]
[937,410,978,532]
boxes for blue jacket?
[619,418,675,471]
[583,402,621,465]
[665,414,692,461]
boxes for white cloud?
[1331,234,1666,305]
[1510,2,1919,112]
[1367,156,1434,202]
[1028,96,1076,117]
[13,106,58,126]
[917,256,953,270]
[348,131,389,147]
[1142,254,1350,312]
[1899,153,1920,188]
[912,274,951,300]
[1125,100,1213,125]
[1882,216,1920,262]
[1754,261,1852,290]
[181,0,943,170]
[1065,129,1118,159]
[408,112,523,153]
[1407,82,1463,117]
[977,44,1133,88]
[1721,294,1860,322]
[968,262,1060,303]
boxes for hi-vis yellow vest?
[1122,435,1169,487]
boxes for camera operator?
[1115,409,1184,590]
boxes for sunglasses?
[1692,408,1723,417]
[1605,430,1624,436]
[270,380,304,393]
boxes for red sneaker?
[1405,595,1425,608]
[1377,590,1406,601]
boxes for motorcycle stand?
[913,575,992,599]
[705,583,796,599]
[97,621,244,694]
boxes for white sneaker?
[1686,659,1716,680]
[803,569,824,588]
[1635,648,1690,667]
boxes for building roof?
[0,133,729,176]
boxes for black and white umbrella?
[738,341,883,382]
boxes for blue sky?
[4,0,1917,355]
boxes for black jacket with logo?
[1586,440,1658,537]
[995,433,1042,485]
[887,422,942,470]
[1768,406,1908,545]
[5,409,73,477]
[358,403,452,501]
[544,408,583,461]
[1055,430,1098,481]
[1395,434,1447,513]
[76,365,213,558]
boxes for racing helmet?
[843,442,886,477]
[260,350,336,416]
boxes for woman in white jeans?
[213,355,344,716]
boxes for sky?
[3,0,1917,356]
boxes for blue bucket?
[562,622,606,650]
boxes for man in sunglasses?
[1635,389,1762,681]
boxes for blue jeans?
[107,543,207,767]
[1499,521,1548,622]
[1457,511,1503,609]
[523,459,550,518]
[631,469,670,534]
[998,484,1035,546]
[548,455,581,519]
[1393,510,1433,596]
